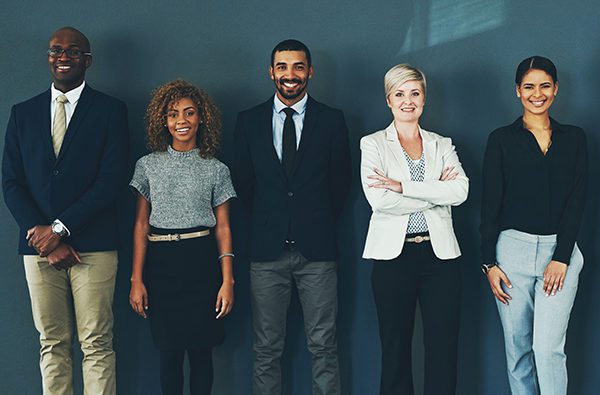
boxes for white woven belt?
[405,235,430,243]
[147,229,210,242]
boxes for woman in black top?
[480,56,587,394]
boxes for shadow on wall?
[399,0,507,54]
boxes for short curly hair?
[145,80,222,158]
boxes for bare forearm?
[215,225,234,284]
[131,220,149,282]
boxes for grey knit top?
[130,146,236,229]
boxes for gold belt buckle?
[414,236,424,244]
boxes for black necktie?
[282,107,296,177]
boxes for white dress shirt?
[50,81,86,128]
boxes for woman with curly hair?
[129,80,236,394]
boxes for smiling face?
[270,50,313,106]
[48,28,91,92]
[516,69,558,116]
[386,79,425,123]
[166,97,200,151]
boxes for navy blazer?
[232,96,351,262]
[2,84,129,254]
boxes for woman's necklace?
[523,119,552,155]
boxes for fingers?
[142,293,149,313]
[550,276,560,296]
[215,294,222,314]
[446,172,459,180]
[130,296,148,318]
[492,281,511,305]
[137,300,148,318]
[558,275,565,292]
[216,297,233,319]
[373,167,385,177]
[439,167,459,181]
[544,273,564,296]
[368,182,389,189]
[500,272,512,290]
[488,269,512,305]
[68,246,82,263]
[26,228,35,240]
[440,167,451,180]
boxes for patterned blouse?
[403,148,429,234]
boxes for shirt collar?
[273,93,308,115]
[51,81,86,104]
[514,116,564,134]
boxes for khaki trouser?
[23,251,118,395]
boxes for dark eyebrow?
[182,106,196,111]
[50,44,82,49]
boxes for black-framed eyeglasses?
[47,48,92,59]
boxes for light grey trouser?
[251,249,340,395]
[495,229,583,395]
[23,251,118,395]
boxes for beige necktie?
[52,94,69,156]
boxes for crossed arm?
[360,136,468,215]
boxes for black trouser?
[371,241,461,395]
[159,348,213,395]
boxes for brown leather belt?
[147,229,210,242]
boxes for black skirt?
[145,226,224,350]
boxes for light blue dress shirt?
[272,93,308,161]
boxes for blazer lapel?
[37,90,56,162]
[384,122,410,178]
[260,97,286,181]
[56,85,94,163]
[290,96,317,177]
[420,128,438,180]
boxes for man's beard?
[276,78,307,100]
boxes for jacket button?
[287,192,294,197]
[52,169,59,176]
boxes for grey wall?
[1,1,599,394]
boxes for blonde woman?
[360,64,468,395]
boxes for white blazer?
[360,122,469,260]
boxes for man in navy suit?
[2,27,128,395]
[233,39,351,395]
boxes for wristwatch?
[481,263,497,275]
[51,220,68,237]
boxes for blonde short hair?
[384,64,427,97]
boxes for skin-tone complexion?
[487,69,565,305]
[270,50,313,106]
[129,98,234,319]
[367,79,457,193]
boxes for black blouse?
[480,117,587,265]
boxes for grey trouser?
[23,251,118,395]
[251,249,340,395]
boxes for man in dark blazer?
[233,39,351,395]
[2,27,128,395]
